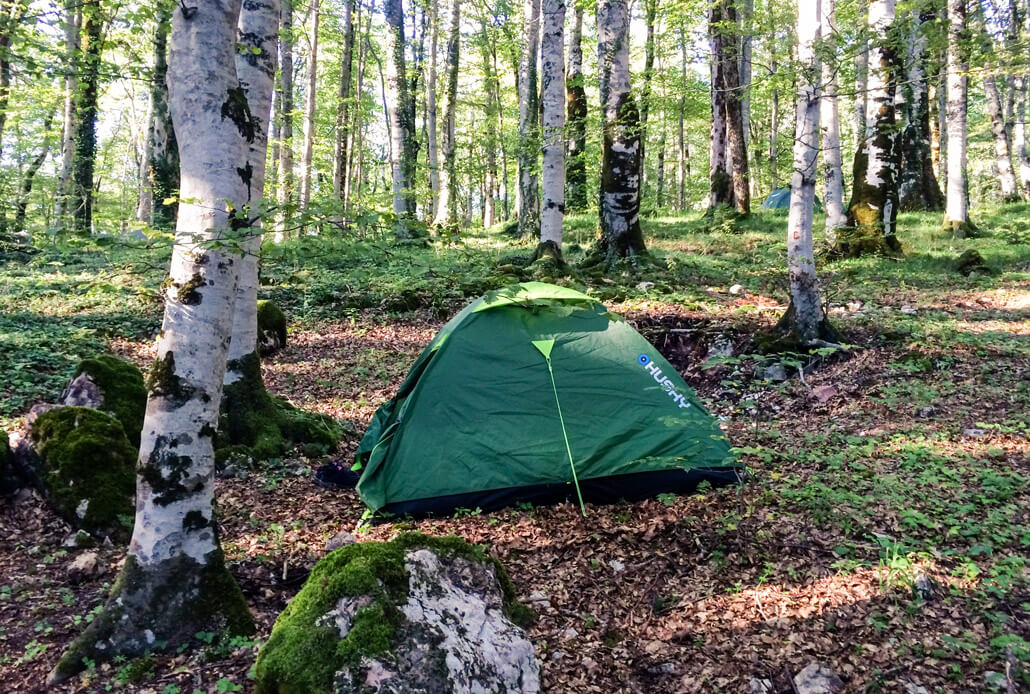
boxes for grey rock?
[325,530,358,553]
[528,590,551,609]
[549,651,564,661]
[900,305,918,314]
[793,662,844,694]
[729,284,745,296]
[763,363,788,382]
[704,337,735,362]
[914,574,935,601]
[903,684,930,694]
[335,548,539,693]
[62,530,96,549]
[917,406,937,418]
[963,427,986,437]
[608,559,626,573]
[636,281,655,291]
[67,551,102,583]
[562,627,579,640]
[749,678,774,694]
[60,372,104,410]
[811,385,837,403]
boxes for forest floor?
[0,208,1028,693]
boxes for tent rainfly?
[761,186,824,211]
[354,282,742,517]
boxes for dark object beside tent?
[353,282,741,518]
[761,187,823,212]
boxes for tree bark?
[479,20,499,227]
[539,0,565,250]
[137,0,179,230]
[820,0,846,235]
[596,0,645,264]
[943,0,971,232]
[785,0,831,343]
[433,0,461,230]
[639,0,658,195]
[332,0,355,205]
[896,8,943,211]
[517,0,541,237]
[51,1,255,679]
[13,113,54,233]
[54,0,80,229]
[71,0,103,235]
[276,0,294,233]
[385,0,417,225]
[718,0,751,215]
[566,6,588,211]
[1015,74,1030,196]
[298,0,319,213]
[985,74,1020,202]
[740,0,753,153]
[854,0,869,143]
[844,0,901,255]
[677,25,688,210]
[708,1,733,210]
[425,0,440,218]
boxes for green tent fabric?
[355,282,741,517]
[760,186,824,211]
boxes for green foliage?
[28,407,136,538]
[74,354,147,446]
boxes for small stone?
[729,284,745,295]
[900,305,918,314]
[60,372,104,410]
[914,574,935,601]
[750,678,774,694]
[75,498,90,520]
[63,530,96,549]
[636,281,655,291]
[917,406,937,418]
[904,683,930,694]
[793,662,844,694]
[963,427,986,437]
[562,627,579,640]
[325,530,357,553]
[67,551,101,583]
[528,590,552,609]
[608,559,625,573]
[811,385,836,403]
[763,363,788,382]
[581,656,596,670]
[704,337,734,361]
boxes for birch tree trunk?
[740,0,753,153]
[332,0,355,204]
[433,0,461,231]
[426,0,440,218]
[276,0,294,234]
[820,0,846,235]
[385,0,417,225]
[854,0,869,143]
[897,8,944,211]
[677,25,688,209]
[718,0,751,215]
[299,0,319,213]
[54,0,80,229]
[137,0,179,230]
[769,57,779,187]
[783,0,833,343]
[51,1,255,679]
[708,1,733,211]
[13,113,53,234]
[538,0,565,256]
[71,0,103,235]
[596,0,645,264]
[985,74,1020,202]
[517,0,541,237]
[1015,75,1030,196]
[843,0,902,256]
[944,0,973,233]
[566,6,588,211]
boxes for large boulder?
[26,407,136,539]
[254,534,539,694]
[65,354,147,446]
[257,300,288,355]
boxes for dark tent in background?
[760,187,824,212]
[353,282,742,518]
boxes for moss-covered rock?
[28,407,135,539]
[72,355,147,446]
[219,352,343,465]
[0,433,20,497]
[254,533,535,694]
[954,249,992,276]
[257,300,288,355]
[832,224,903,257]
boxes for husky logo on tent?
[638,353,692,409]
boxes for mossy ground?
[28,406,135,538]
[74,354,146,446]
[253,532,529,694]
[219,352,343,465]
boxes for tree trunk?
[718,0,750,215]
[517,0,541,237]
[479,21,498,227]
[299,0,319,213]
[677,25,687,210]
[820,0,846,235]
[13,113,54,233]
[784,0,831,343]
[137,0,179,230]
[843,0,901,256]
[425,0,440,218]
[51,2,256,680]
[740,0,753,154]
[639,0,657,196]
[539,0,565,252]
[895,8,943,211]
[71,0,103,235]
[943,0,972,232]
[54,0,80,229]
[985,74,1020,202]
[708,1,733,210]
[385,0,417,225]
[596,0,645,264]
[332,0,355,205]
[433,0,461,231]
[348,6,371,204]
[854,0,869,143]
[565,6,588,211]
[770,57,779,188]
[277,0,294,233]
[1015,75,1030,196]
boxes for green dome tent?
[354,282,741,517]
[760,186,823,212]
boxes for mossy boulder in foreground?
[64,354,147,447]
[28,407,135,539]
[254,533,538,694]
